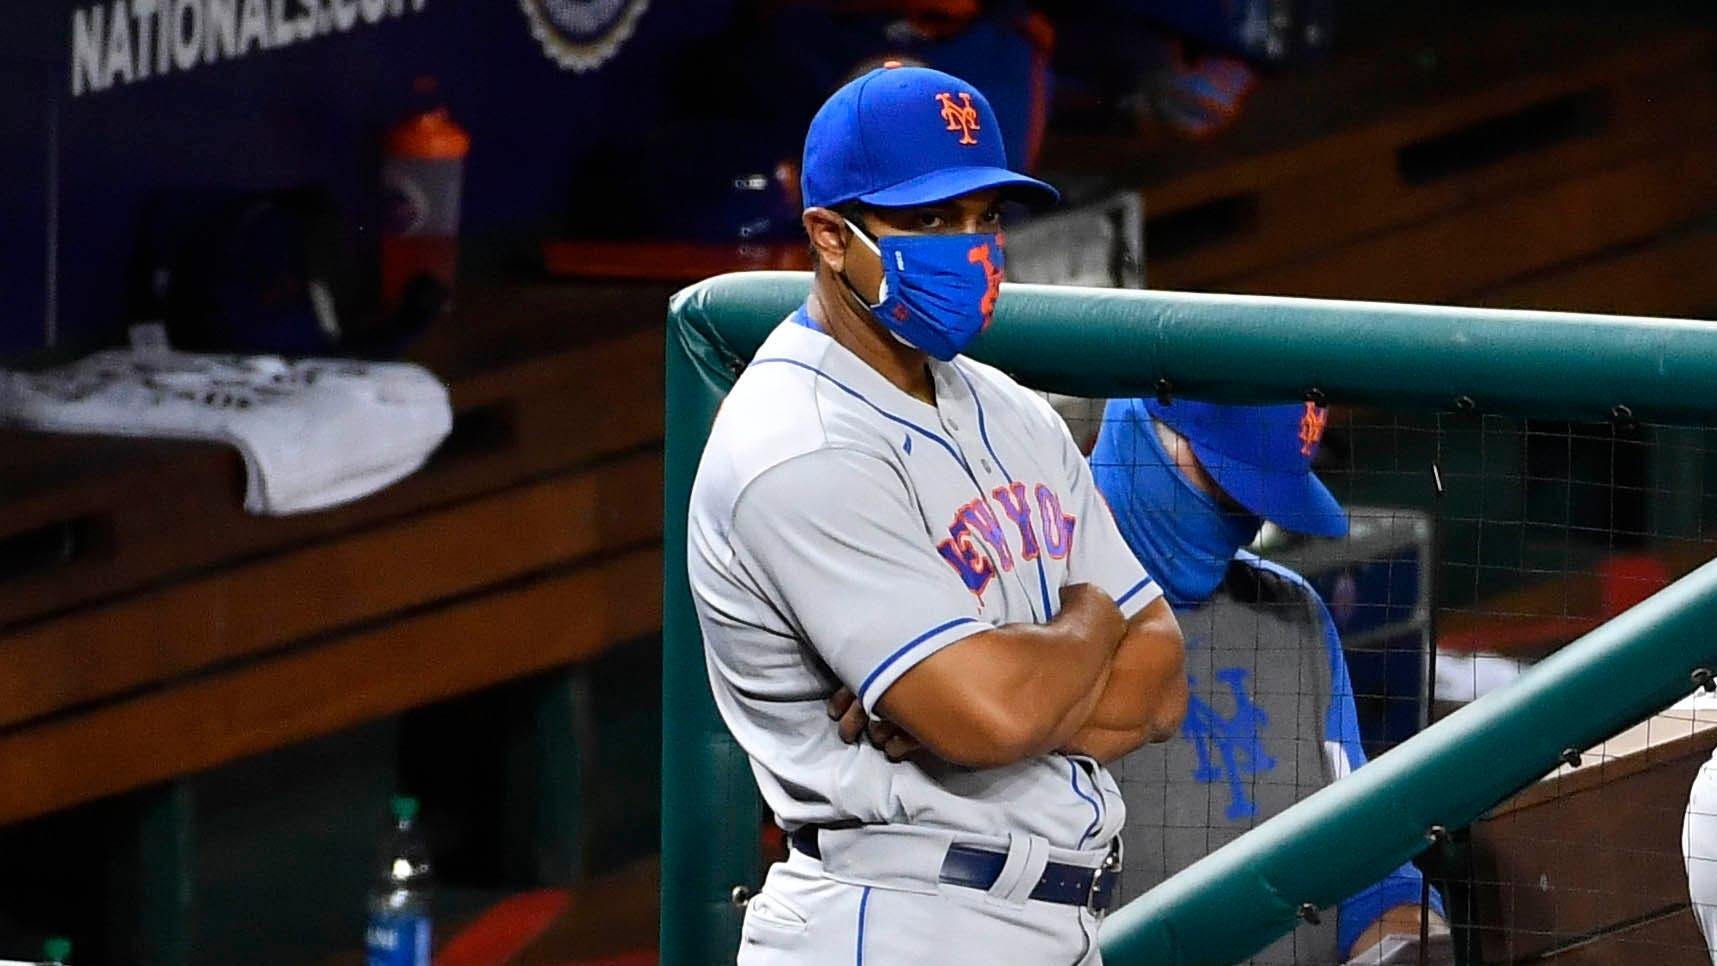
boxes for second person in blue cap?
[1091,398,1453,965]
[689,64,1188,963]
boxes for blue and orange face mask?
[839,219,1005,362]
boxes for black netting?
[1051,393,1717,966]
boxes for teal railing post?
[660,280,800,964]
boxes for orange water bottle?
[381,78,469,317]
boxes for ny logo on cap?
[1299,401,1328,457]
[936,91,980,145]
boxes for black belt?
[788,826,1120,912]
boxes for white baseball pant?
[1684,749,1717,962]
[738,828,1107,966]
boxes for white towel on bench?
[1,327,453,515]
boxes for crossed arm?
[830,586,1186,768]
[1056,595,1187,762]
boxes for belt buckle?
[1087,837,1123,915]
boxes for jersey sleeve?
[1057,407,1162,619]
[728,447,992,715]
[1322,608,1367,780]
[1320,604,1447,956]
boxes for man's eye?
[982,209,1003,227]
[915,213,946,230]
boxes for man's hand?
[1056,596,1187,763]
[1343,905,1452,966]
[1056,582,1127,656]
[828,686,923,762]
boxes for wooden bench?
[1477,222,1717,318]
[1040,14,1717,317]
[1467,718,1717,964]
[0,280,674,956]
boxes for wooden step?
[1212,141,1717,303]
[0,452,663,730]
[1043,16,1711,185]
[1148,51,1717,288]
[0,546,663,826]
[1475,225,1717,319]
[1472,727,1716,963]
[0,326,665,629]
[1525,910,1708,966]
[1135,26,1711,209]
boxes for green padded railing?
[1100,554,1717,962]
[661,271,1717,964]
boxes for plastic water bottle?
[365,796,433,966]
[380,78,469,318]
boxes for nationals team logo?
[519,0,649,73]
[936,91,980,145]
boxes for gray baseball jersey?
[689,311,1162,851]
[1114,556,1341,962]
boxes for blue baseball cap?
[801,65,1059,210]
[1146,399,1349,538]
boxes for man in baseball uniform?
[688,65,1187,964]
[1091,398,1451,965]
[1683,727,1717,960]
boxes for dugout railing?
[661,271,1717,964]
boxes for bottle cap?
[391,795,420,823]
[386,80,470,160]
[42,938,71,963]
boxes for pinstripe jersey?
[688,310,1162,850]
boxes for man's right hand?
[828,686,923,762]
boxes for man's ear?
[803,207,849,274]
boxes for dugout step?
[1042,13,1717,302]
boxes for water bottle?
[380,78,469,318]
[365,796,433,966]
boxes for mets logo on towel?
[520,0,649,73]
